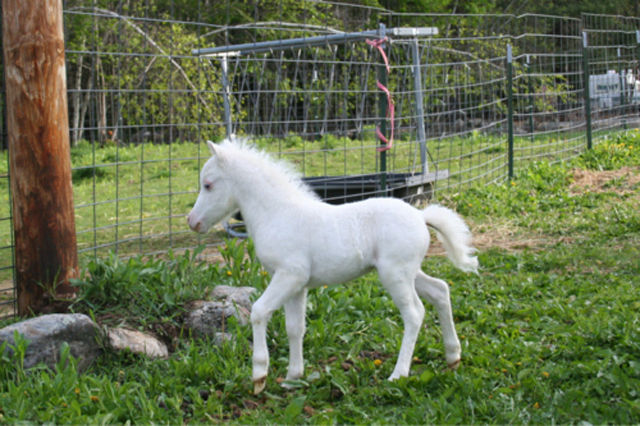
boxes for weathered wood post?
[2,0,79,315]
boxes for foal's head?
[187,141,238,233]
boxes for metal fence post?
[526,55,535,143]
[638,31,640,105]
[506,44,514,180]
[411,38,428,175]
[376,23,388,192]
[617,47,627,129]
[637,30,640,65]
[637,31,640,110]
[582,32,593,150]
[220,55,233,138]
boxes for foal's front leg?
[284,289,308,383]
[250,270,307,394]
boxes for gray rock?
[107,327,168,358]
[213,332,234,346]
[185,301,250,339]
[208,285,256,311]
[0,313,101,371]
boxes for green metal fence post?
[637,31,640,108]
[637,30,640,83]
[506,44,514,180]
[377,23,388,192]
[526,54,535,144]
[617,47,627,129]
[582,32,593,150]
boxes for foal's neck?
[228,155,317,233]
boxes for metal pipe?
[193,30,380,57]
[411,38,428,174]
[376,24,388,192]
[193,27,438,57]
[220,55,233,137]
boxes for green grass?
[0,130,639,423]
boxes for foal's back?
[279,197,430,287]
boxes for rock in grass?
[185,301,250,339]
[107,327,168,358]
[0,313,101,371]
[208,285,256,311]
[185,285,255,340]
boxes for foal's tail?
[423,204,479,274]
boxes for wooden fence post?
[2,0,79,315]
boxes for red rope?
[366,37,394,152]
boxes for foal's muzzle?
[187,212,203,233]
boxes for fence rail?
[1,3,639,317]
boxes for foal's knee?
[286,317,305,338]
[250,301,270,326]
[412,300,426,328]
[401,297,425,331]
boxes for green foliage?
[219,238,268,290]
[70,246,219,332]
[576,129,640,171]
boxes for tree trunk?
[71,41,84,146]
[2,0,79,315]
[97,56,108,143]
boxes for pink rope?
[366,37,394,152]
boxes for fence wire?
[0,2,639,318]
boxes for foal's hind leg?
[378,266,426,380]
[414,271,461,369]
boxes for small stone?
[107,327,168,358]
[185,301,249,339]
[213,332,233,346]
[208,285,256,311]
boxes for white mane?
[219,139,319,201]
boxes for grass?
[1,130,639,423]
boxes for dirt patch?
[569,166,640,195]
[427,218,566,258]
[428,166,640,256]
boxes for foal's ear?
[206,140,218,156]
[207,140,228,166]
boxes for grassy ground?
[0,130,639,423]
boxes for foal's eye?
[203,182,212,191]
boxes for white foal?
[188,139,478,394]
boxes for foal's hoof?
[253,377,266,395]
[447,359,461,370]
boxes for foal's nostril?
[187,213,201,232]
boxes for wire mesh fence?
[0,2,639,317]
[583,14,640,136]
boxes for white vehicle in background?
[590,69,640,109]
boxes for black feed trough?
[303,171,445,204]
[225,169,448,238]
